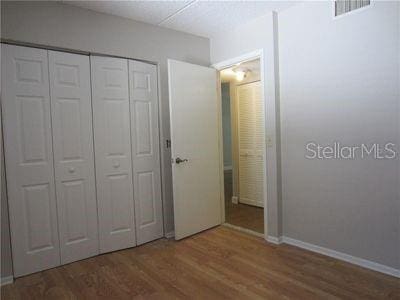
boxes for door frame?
[212,49,269,239]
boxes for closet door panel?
[1,44,60,277]
[129,60,163,245]
[49,51,98,264]
[237,81,264,208]
[91,56,136,253]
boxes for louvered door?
[237,81,264,207]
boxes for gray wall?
[0,0,210,278]
[1,115,13,279]
[1,3,14,278]
[1,0,398,279]
[279,1,399,269]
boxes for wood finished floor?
[1,226,399,299]
[224,171,264,233]
[225,201,264,234]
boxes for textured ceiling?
[63,1,192,25]
[63,1,298,38]
[160,1,296,38]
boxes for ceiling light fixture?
[235,70,246,81]
[233,67,248,82]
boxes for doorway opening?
[219,56,266,236]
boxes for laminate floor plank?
[1,226,398,299]
[224,173,264,233]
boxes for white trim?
[222,223,264,238]
[0,276,14,286]
[212,50,263,71]
[266,236,282,245]
[223,224,400,278]
[282,236,400,278]
[165,231,175,239]
[231,196,238,204]
[239,198,264,208]
[156,62,168,240]
[216,68,226,225]
[212,49,268,241]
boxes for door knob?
[175,157,188,164]
[68,167,75,173]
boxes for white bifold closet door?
[91,56,136,253]
[48,51,98,264]
[129,60,163,245]
[1,45,61,277]
[237,81,264,208]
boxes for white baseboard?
[266,235,282,245]
[168,225,399,278]
[231,196,238,204]
[282,236,400,278]
[165,231,175,239]
[1,275,13,286]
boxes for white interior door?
[48,51,98,264]
[129,60,163,245]
[1,44,61,277]
[168,59,222,240]
[91,56,136,253]
[237,81,264,207]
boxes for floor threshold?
[222,222,264,238]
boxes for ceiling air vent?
[335,0,370,17]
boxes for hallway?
[224,170,264,234]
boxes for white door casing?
[1,44,61,277]
[168,59,222,240]
[129,60,163,245]
[48,51,99,264]
[91,56,136,253]
[237,81,264,207]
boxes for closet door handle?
[68,167,75,173]
[113,161,120,168]
[175,157,188,164]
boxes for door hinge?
[166,139,171,148]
